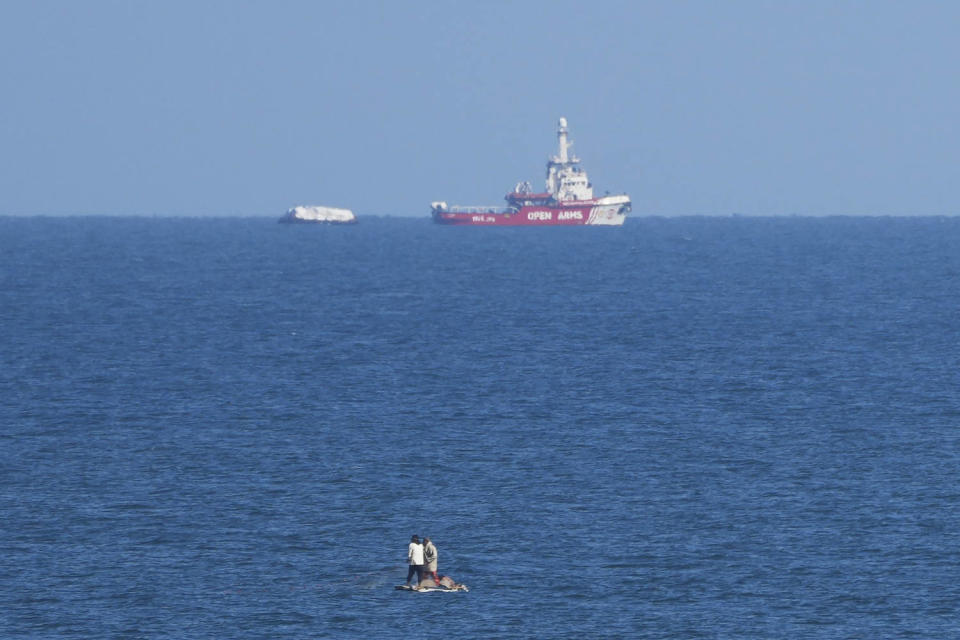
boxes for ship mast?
[557,117,569,162]
[553,117,577,165]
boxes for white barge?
[280,205,357,224]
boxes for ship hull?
[433,195,630,226]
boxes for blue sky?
[1,1,958,216]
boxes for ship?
[431,118,631,226]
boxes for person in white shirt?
[405,534,425,587]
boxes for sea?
[2,215,959,639]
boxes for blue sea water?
[2,216,960,639]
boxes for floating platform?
[395,581,468,593]
[279,205,357,224]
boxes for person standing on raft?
[405,535,425,587]
[423,537,440,584]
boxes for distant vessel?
[431,118,631,226]
[280,206,357,224]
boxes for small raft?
[395,577,468,592]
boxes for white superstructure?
[546,117,594,202]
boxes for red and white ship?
[431,118,631,226]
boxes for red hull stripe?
[434,205,596,226]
